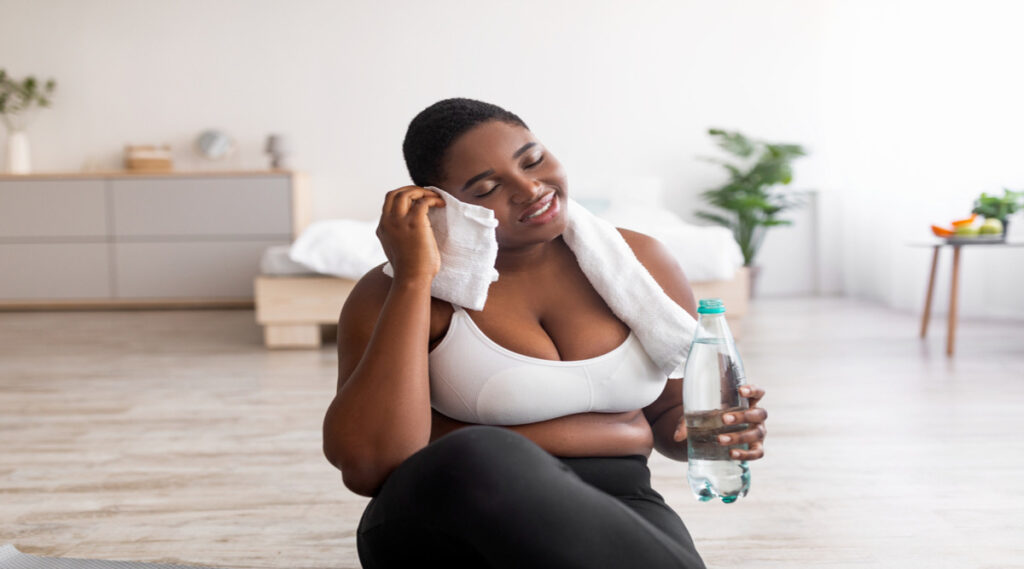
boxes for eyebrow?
[459,142,538,192]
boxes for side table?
[912,239,1024,355]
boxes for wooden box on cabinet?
[0,171,309,309]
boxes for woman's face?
[437,120,569,250]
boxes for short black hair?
[402,97,529,188]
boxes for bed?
[255,199,750,348]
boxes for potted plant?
[695,129,807,296]
[0,69,57,174]
[972,188,1022,239]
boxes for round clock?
[195,129,235,160]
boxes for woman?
[322,98,768,568]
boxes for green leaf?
[698,128,807,265]
[973,187,1022,218]
[0,71,57,117]
[779,164,793,185]
[768,144,801,157]
[735,195,773,210]
[709,128,757,158]
[695,211,735,228]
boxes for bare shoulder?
[616,228,697,318]
[617,228,674,266]
[339,263,392,326]
[335,265,451,389]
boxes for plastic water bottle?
[683,298,751,503]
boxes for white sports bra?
[428,305,667,426]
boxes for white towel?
[384,188,696,377]
[383,187,499,311]
[562,198,697,378]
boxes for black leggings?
[356,426,706,569]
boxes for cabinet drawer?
[111,177,292,237]
[0,180,108,238]
[114,240,287,298]
[0,243,112,299]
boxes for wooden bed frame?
[254,267,750,348]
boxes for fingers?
[400,193,444,217]
[394,188,428,217]
[717,422,766,446]
[722,407,767,426]
[410,196,441,220]
[718,399,767,461]
[382,186,414,214]
[730,440,764,461]
[673,420,687,442]
[382,186,445,217]
[739,384,765,407]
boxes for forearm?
[650,403,689,461]
[324,277,434,486]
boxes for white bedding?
[282,205,743,282]
[260,245,316,276]
[286,219,386,279]
[597,204,744,282]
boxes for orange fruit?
[931,225,954,238]
[951,213,977,227]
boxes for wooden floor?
[1,297,1023,568]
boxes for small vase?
[5,130,32,174]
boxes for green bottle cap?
[698,298,726,314]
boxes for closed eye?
[474,154,545,198]
[475,185,499,198]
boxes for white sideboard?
[0,170,309,308]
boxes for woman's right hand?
[376,186,446,281]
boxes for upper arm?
[335,264,392,393]
[616,228,697,423]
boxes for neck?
[494,237,563,274]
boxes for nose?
[510,177,544,205]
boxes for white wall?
[817,0,1024,318]
[2,0,1022,317]
[0,1,827,216]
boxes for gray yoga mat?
[0,546,221,569]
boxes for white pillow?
[288,219,386,280]
[599,204,744,282]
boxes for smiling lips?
[519,192,559,224]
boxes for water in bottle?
[683,298,751,503]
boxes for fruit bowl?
[931,214,1005,243]
[944,234,1006,245]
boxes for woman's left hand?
[718,384,767,461]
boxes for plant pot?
[746,265,761,299]
[5,130,31,174]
